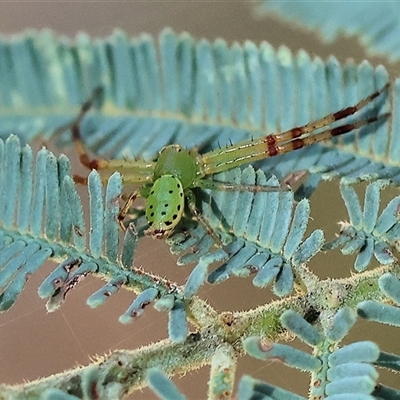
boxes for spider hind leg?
[185,189,230,253]
[70,87,108,171]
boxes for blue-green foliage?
[171,167,324,297]
[237,375,305,400]
[1,27,400,399]
[147,368,186,400]
[255,2,400,61]
[119,287,159,324]
[242,308,400,399]
[324,179,400,271]
[0,135,187,340]
[358,274,400,329]
[0,29,397,187]
[0,135,75,311]
[43,389,80,400]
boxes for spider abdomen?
[145,175,185,238]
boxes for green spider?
[70,84,389,243]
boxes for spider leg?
[196,178,289,192]
[276,112,391,154]
[283,170,308,187]
[51,87,104,139]
[117,191,138,231]
[71,113,110,171]
[185,189,228,251]
[272,82,390,143]
[200,83,390,175]
[67,89,155,184]
[70,119,111,185]
[71,125,155,183]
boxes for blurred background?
[0,2,398,399]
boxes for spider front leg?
[71,116,155,185]
[200,83,390,175]
[52,86,104,143]
[283,170,308,187]
[67,87,155,185]
[185,189,228,251]
[65,88,160,237]
[117,192,138,231]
